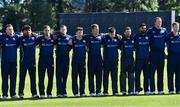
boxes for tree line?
[0,0,179,32]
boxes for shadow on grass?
[0,93,180,102]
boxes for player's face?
[140,26,147,34]
[76,30,83,37]
[26,29,32,36]
[173,24,179,33]
[108,31,115,38]
[6,26,14,36]
[92,26,99,35]
[44,27,51,36]
[155,18,162,28]
[125,29,131,37]
[60,26,67,35]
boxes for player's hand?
[117,34,122,40]
[68,40,73,45]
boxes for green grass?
[0,49,179,106]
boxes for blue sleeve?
[101,35,106,45]
[36,37,41,45]
[119,38,123,50]
[16,36,20,47]
[84,34,90,48]
[0,34,3,45]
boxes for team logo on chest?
[31,37,35,40]
[113,39,117,42]
[132,40,134,43]
[83,40,86,43]
[160,30,164,34]
[6,38,9,41]
[13,38,15,41]
[96,36,101,40]
[145,36,149,40]
[22,39,26,42]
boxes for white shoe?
[103,93,108,96]
[135,91,139,95]
[63,94,67,97]
[47,95,53,98]
[2,96,8,100]
[32,94,39,98]
[80,94,87,97]
[158,91,164,95]
[177,91,180,94]
[11,95,18,99]
[40,95,45,98]
[144,91,151,95]
[57,94,63,97]
[96,92,103,96]
[19,94,24,99]
[168,91,174,94]
[113,93,119,96]
[73,94,79,97]
[150,91,156,95]
[90,93,96,96]
[121,91,126,95]
[128,92,134,95]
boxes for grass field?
[0,49,180,107]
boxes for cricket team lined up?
[0,17,180,99]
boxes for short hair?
[139,23,146,28]
[172,22,179,27]
[154,17,162,22]
[60,25,67,29]
[5,24,13,29]
[22,25,31,31]
[76,27,83,32]
[91,24,99,29]
[125,26,131,31]
[43,25,50,29]
[108,27,116,33]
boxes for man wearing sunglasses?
[134,23,150,95]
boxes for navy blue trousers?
[38,56,54,95]
[56,56,69,95]
[103,61,118,94]
[72,59,86,95]
[167,55,180,93]
[120,58,134,93]
[149,52,164,92]
[135,59,150,92]
[18,60,37,96]
[88,56,103,94]
[1,61,17,97]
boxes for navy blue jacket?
[166,32,180,56]
[102,35,120,62]
[0,33,19,62]
[84,34,102,57]
[147,26,168,52]
[72,36,87,63]
[54,34,72,58]
[120,36,135,64]
[134,33,150,60]
[19,35,37,62]
[36,35,54,57]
